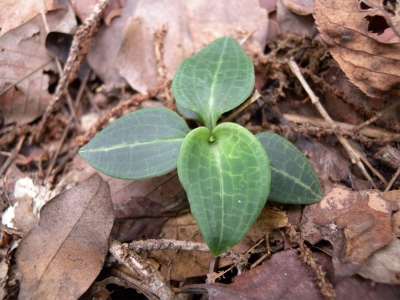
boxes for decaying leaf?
[0,5,76,125]
[314,0,400,97]
[185,250,400,300]
[86,0,137,90]
[282,0,313,15]
[151,208,288,281]
[277,0,315,36]
[16,174,114,300]
[65,156,188,242]
[111,172,188,242]
[0,0,66,36]
[358,236,400,284]
[116,0,268,94]
[382,189,400,237]
[185,250,323,300]
[300,186,398,277]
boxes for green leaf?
[256,132,323,205]
[172,37,255,130]
[79,108,190,180]
[178,123,270,256]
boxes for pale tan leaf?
[116,0,268,94]
[0,7,76,125]
[16,174,114,300]
[0,0,66,37]
[358,237,400,284]
[282,0,313,15]
[314,0,400,97]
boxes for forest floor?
[0,0,400,299]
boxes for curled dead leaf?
[282,0,313,15]
[300,186,398,277]
[314,0,400,97]
[16,174,114,300]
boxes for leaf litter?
[1,0,400,299]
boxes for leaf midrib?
[207,37,228,129]
[212,143,225,250]
[80,137,185,154]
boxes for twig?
[109,269,159,300]
[385,168,400,192]
[37,0,111,140]
[283,113,400,141]
[109,239,176,300]
[223,90,261,123]
[45,69,90,182]
[286,224,335,300]
[288,58,377,189]
[353,100,400,133]
[349,142,388,185]
[128,239,247,264]
[0,136,25,176]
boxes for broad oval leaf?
[16,174,114,300]
[79,107,190,180]
[172,36,255,129]
[178,123,271,256]
[256,132,323,204]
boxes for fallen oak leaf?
[314,0,400,97]
[16,174,114,300]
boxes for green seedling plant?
[79,37,323,256]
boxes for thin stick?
[283,113,400,141]
[286,224,335,300]
[37,0,111,139]
[353,100,400,133]
[223,90,261,123]
[110,269,159,300]
[109,239,176,300]
[40,11,77,123]
[288,58,377,189]
[128,239,247,264]
[0,136,25,176]
[384,168,400,192]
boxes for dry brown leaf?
[16,174,114,300]
[152,208,288,281]
[382,190,400,238]
[185,250,323,300]
[110,171,188,242]
[277,0,315,36]
[314,0,400,97]
[0,0,66,36]
[65,156,187,242]
[185,250,400,300]
[86,0,137,90]
[300,186,398,277]
[296,137,350,186]
[358,236,400,284]
[282,0,313,15]
[116,0,268,94]
[0,6,76,125]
